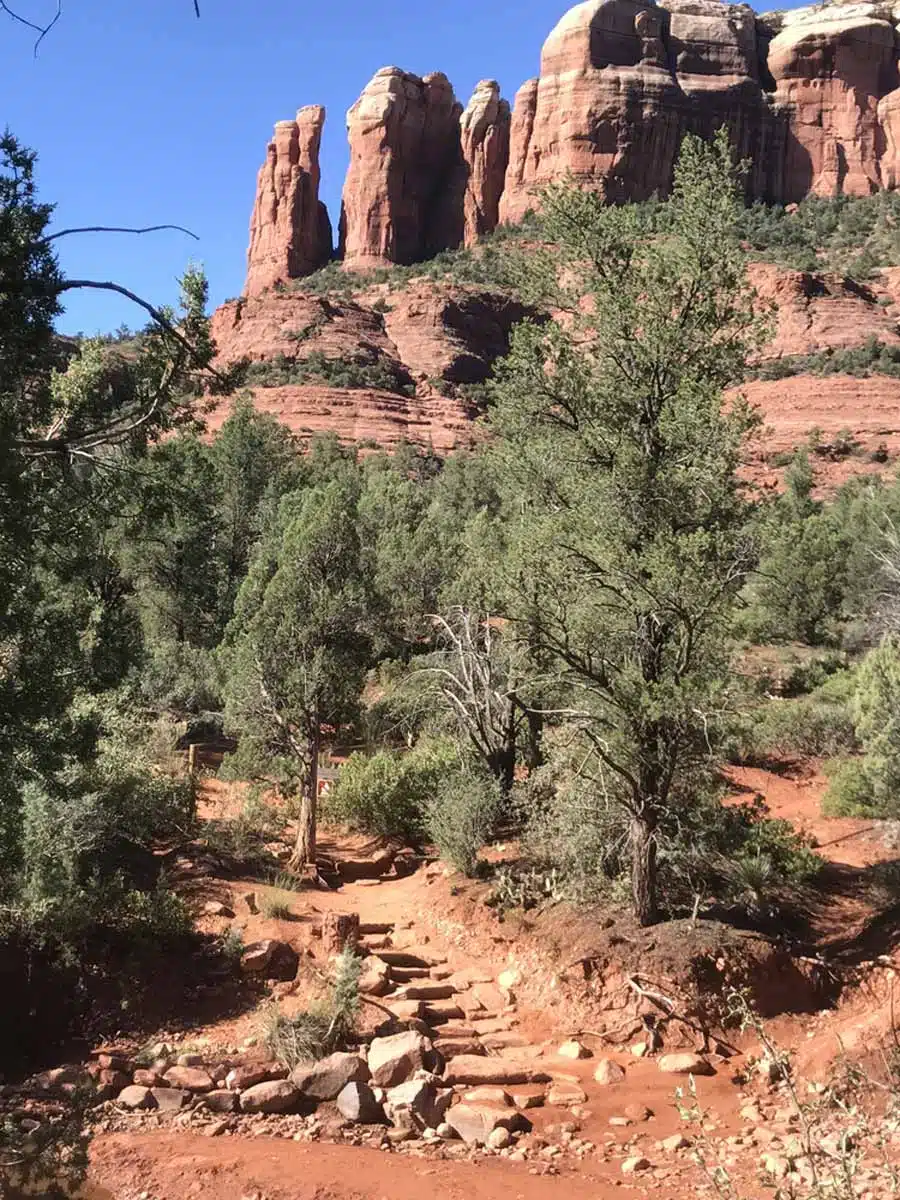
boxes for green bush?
[821,758,877,817]
[424,768,501,875]
[851,637,900,816]
[737,688,857,761]
[324,738,460,843]
[749,338,900,383]
[660,795,822,918]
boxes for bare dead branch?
[53,279,226,384]
[47,224,199,243]
[0,0,62,55]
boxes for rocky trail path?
[34,773,900,1199]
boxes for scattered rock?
[624,1103,653,1123]
[240,939,299,981]
[463,1086,513,1106]
[497,968,521,991]
[662,1134,692,1151]
[630,1041,649,1058]
[384,1078,452,1131]
[358,958,391,997]
[176,1053,205,1068]
[367,1031,433,1088]
[239,1079,302,1114]
[658,1053,715,1077]
[593,1059,626,1085]
[291,1053,369,1102]
[225,1064,285,1091]
[622,1156,652,1174]
[203,901,235,918]
[241,891,259,915]
[488,1126,512,1149]
[336,1081,386,1124]
[557,1040,591,1060]
[132,1069,164,1088]
[117,1085,155,1110]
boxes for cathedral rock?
[242,0,900,296]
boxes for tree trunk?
[322,911,360,956]
[631,816,659,927]
[290,726,319,870]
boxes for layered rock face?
[245,107,332,298]
[339,68,465,269]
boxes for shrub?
[260,893,293,920]
[737,690,857,761]
[851,637,900,816]
[424,768,501,875]
[821,758,877,817]
[660,795,822,919]
[324,738,460,843]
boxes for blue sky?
[2,0,799,334]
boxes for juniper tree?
[489,131,768,925]
[221,475,371,869]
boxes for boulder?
[225,1064,285,1091]
[445,1102,531,1146]
[594,1058,626,1085]
[203,900,234,918]
[358,957,391,997]
[162,1067,214,1093]
[117,1085,155,1110]
[240,939,299,981]
[291,1052,369,1101]
[149,1087,189,1111]
[367,1031,433,1088]
[658,1053,715,1076]
[239,1079,302,1114]
[384,1077,452,1131]
[336,1081,386,1124]
[203,1089,239,1113]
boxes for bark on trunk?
[631,816,659,927]
[290,727,319,870]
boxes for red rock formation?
[460,81,511,245]
[245,107,332,298]
[500,0,685,222]
[767,6,898,203]
[339,67,465,269]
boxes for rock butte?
[243,0,900,295]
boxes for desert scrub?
[243,350,414,395]
[261,946,361,1069]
